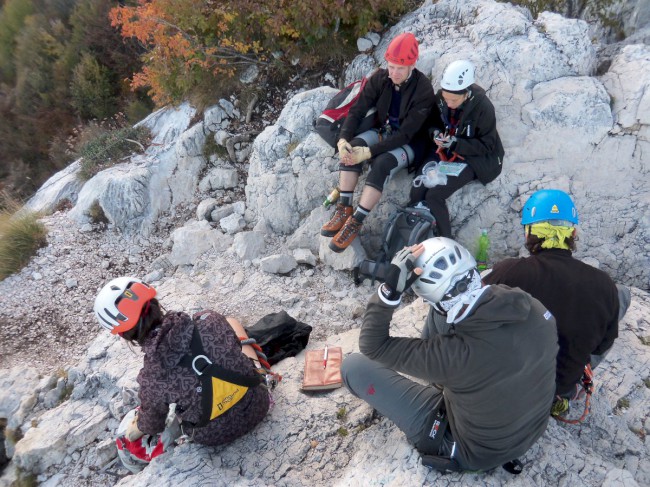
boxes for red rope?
[554,364,593,425]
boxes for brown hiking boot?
[329,216,362,253]
[321,203,353,237]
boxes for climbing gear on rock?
[321,203,353,237]
[384,32,419,66]
[521,189,579,226]
[552,364,593,424]
[94,277,157,334]
[441,59,475,93]
[239,336,282,389]
[411,237,477,305]
[115,407,180,474]
[329,215,363,252]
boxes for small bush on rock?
[76,124,151,181]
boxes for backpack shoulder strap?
[180,325,263,427]
[183,325,262,387]
[381,209,406,256]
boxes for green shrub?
[0,197,47,280]
[77,125,151,181]
[70,53,115,120]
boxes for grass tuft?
[0,195,47,280]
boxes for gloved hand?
[440,136,457,150]
[349,146,371,165]
[379,246,423,302]
[126,411,145,441]
[337,138,352,156]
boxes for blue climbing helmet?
[521,189,578,226]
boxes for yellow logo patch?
[550,204,560,214]
[210,377,248,419]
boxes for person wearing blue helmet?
[483,189,631,416]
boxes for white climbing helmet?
[94,276,157,334]
[441,59,475,92]
[411,237,477,304]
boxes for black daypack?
[314,77,377,148]
[354,205,438,285]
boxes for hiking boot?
[321,203,353,237]
[329,216,362,253]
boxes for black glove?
[379,247,420,301]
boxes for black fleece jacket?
[483,249,620,396]
[428,84,504,184]
[339,68,434,156]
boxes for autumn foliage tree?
[110,0,415,105]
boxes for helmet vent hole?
[449,254,457,265]
[421,278,437,284]
[433,257,447,270]
[428,271,442,280]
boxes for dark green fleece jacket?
[359,284,557,471]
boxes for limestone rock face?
[243,0,648,289]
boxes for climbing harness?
[179,326,267,428]
[553,364,593,425]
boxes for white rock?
[232,231,266,261]
[196,198,219,221]
[169,220,232,266]
[259,254,297,274]
[220,213,246,235]
[357,37,373,52]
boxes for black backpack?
[354,205,438,285]
[314,77,377,148]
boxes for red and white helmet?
[384,32,419,66]
[94,277,157,334]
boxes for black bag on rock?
[245,311,312,365]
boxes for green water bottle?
[323,187,340,208]
[476,229,490,271]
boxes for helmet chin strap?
[436,269,483,319]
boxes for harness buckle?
[191,355,212,376]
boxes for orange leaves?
[109,0,409,104]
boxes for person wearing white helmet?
[94,277,273,473]
[410,59,505,238]
[321,32,435,253]
[482,189,631,418]
[341,238,557,472]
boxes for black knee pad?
[366,152,398,190]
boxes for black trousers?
[409,162,477,238]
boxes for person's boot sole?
[328,240,346,253]
[320,229,339,237]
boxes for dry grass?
[0,194,48,280]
